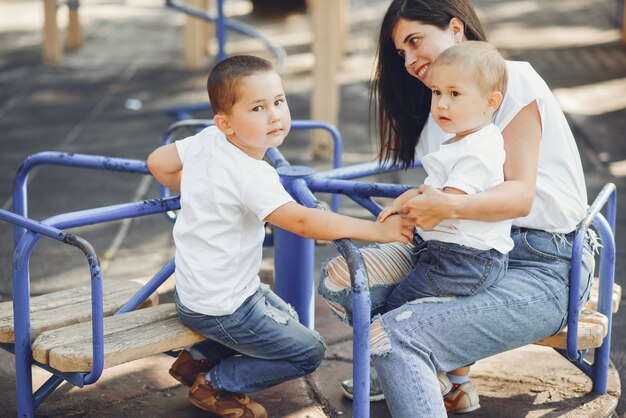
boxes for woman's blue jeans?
[174,284,326,393]
[318,227,595,417]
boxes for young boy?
[377,41,511,410]
[147,55,413,418]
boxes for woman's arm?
[400,101,541,230]
[146,143,183,193]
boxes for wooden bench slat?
[32,303,205,372]
[534,308,609,350]
[585,279,621,314]
[0,280,158,343]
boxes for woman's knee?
[318,256,353,322]
[321,255,352,291]
[370,316,392,357]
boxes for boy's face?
[217,71,291,159]
[430,65,497,138]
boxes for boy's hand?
[374,214,414,244]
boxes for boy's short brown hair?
[432,41,508,97]
[207,55,274,115]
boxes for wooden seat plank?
[32,303,205,372]
[585,280,621,314]
[534,308,609,350]
[0,280,157,343]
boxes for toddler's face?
[430,65,493,138]
[225,71,291,159]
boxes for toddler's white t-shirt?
[418,124,513,253]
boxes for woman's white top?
[418,124,513,253]
[416,61,587,233]
[173,126,294,315]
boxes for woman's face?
[392,18,465,88]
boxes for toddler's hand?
[378,205,399,223]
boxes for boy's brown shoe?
[188,374,268,418]
[169,349,213,387]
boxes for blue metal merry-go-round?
[0,116,618,418]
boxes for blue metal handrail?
[557,183,616,395]
[12,152,149,248]
[159,119,345,217]
[566,183,616,361]
[0,196,181,417]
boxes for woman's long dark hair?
[373,0,487,168]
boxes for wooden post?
[310,0,347,159]
[42,0,62,64]
[184,0,211,69]
[67,4,83,49]
[623,0,626,45]
[202,0,213,57]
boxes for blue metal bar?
[0,211,104,418]
[273,165,373,416]
[318,159,421,180]
[346,195,383,217]
[0,196,182,416]
[565,230,584,361]
[159,120,345,217]
[12,152,149,247]
[42,197,181,231]
[590,213,615,394]
[332,238,371,418]
[117,259,176,314]
[274,167,316,327]
[566,184,616,361]
[216,0,226,62]
[33,376,66,408]
[308,176,413,198]
[161,120,343,174]
[164,0,286,73]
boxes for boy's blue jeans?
[386,235,508,311]
[174,284,326,393]
[318,227,595,417]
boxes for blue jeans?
[318,227,595,417]
[174,284,326,393]
[386,235,508,312]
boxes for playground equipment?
[0,119,619,417]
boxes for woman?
[317,0,596,416]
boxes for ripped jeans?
[318,227,596,417]
[174,284,326,393]
[386,234,508,312]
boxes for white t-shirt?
[416,61,587,233]
[173,126,294,315]
[418,124,513,253]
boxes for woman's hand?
[399,185,459,230]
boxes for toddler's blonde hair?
[433,41,507,97]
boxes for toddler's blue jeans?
[386,235,508,311]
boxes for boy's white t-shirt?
[415,61,587,233]
[418,123,513,253]
[173,126,294,315]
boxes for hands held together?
[377,185,455,239]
